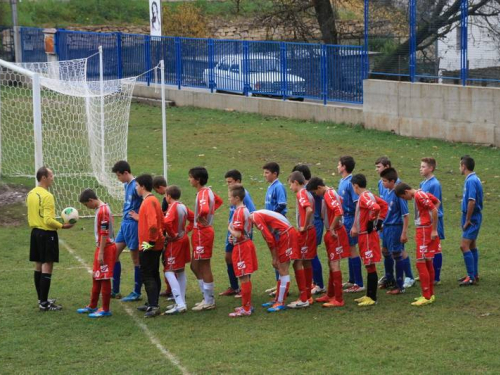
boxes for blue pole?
[208,39,214,93]
[409,0,416,83]
[116,32,123,79]
[321,44,327,105]
[175,37,181,90]
[280,42,287,101]
[364,0,369,80]
[145,35,151,86]
[461,0,468,86]
[243,41,250,96]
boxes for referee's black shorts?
[30,228,59,263]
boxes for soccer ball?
[61,207,79,224]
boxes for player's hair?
[189,167,209,186]
[339,156,355,173]
[36,166,51,182]
[112,160,131,174]
[136,174,153,192]
[306,177,325,191]
[380,167,398,182]
[460,155,475,171]
[166,185,181,200]
[153,175,167,188]
[79,188,98,203]
[263,162,280,176]
[229,183,246,200]
[394,182,412,197]
[292,164,311,180]
[421,157,437,171]
[351,174,367,188]
[288,171,306,185]
[375,156,391,167]
[224,169,242,182]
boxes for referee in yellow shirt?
[27,167,73,311]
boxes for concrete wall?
[133,83,363,125]
[364,80,500,147]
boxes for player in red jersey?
[306,177,350,308]
[287,171,316,309]
[395,183,440,306]
[77,189,117,318]
[350,174,388,307]
[250,209,299,312]
[162,185,194,315]
[227,184,258,317]
[189,167,223,311]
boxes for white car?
[202,54,306,99]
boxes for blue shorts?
[314,219,324,246]
[225,231,253,252]
[382,225,405,253]
[438,216,445,240]
[461,213,482,241]
[116,220,139,250]
[343,215,358,246]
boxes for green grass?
[2,104,500,373]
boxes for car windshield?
[248,59,278,72]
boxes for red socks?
[90,279,101,308]
[332,271,343,303]
[327,272,335,298]
[90,279,112,311]
[417,262,431,299]
[426,259,435,297]
[295,268,308,302]
[241,281,252,312]
[304,266,313,299]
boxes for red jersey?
[354,191,388,232]
[194,187,223,229]
[296,188,314,229]
[94,203,114,245]
[322,188,344,230]
[138,194,165,251]
[163,201,194,241]
[250,209,293,250]
[230,205,253,244]
[414,190,439,227]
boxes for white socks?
[165,271,185,309]
[177,271,187,303]
[203,282,215,305]
[278,275,290,303]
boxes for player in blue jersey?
[263,162,288,295]
[379,168,409,295]
[292,164,325,295]
[420,157,445,285]
[111,161,143,302]
[375,157,415,289]
[220,170,256,297]
[337,156,364,293]
[458,155,483,286]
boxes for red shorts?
[416,226,440,260]
[358,232,381,265]
[191,226,214,260]
[232,240,258,277]
[277,228,299,263]
[164,235,191,271]
[297,226,317,260]
[324,226,350,261]
[93,243,117,280]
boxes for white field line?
[4,266,88,272]
[59,239,191,375]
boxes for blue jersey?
[383,188,409,225]
[379,178,400,203]
[265,179,288,216]
[462,173,483,215]
[420,176,444,219]
[122,179,142,222]
[338,174,358,216]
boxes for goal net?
[0,57,137,216]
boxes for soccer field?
[1,104,500,374]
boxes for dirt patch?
[0,183,30,226]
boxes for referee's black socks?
[39,273,52,305]
[34,270,42,301]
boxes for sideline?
[59,239,191,375]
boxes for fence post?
[280,42,287,101]
[243,41,250,97]
[409,0,416,83]
[460,0,468,86]
[208,38,214,93]
[321,44,327,105]
[145,35,151,86]
[175,37,181,90]
[364,0,369,80]
[115,32,123,79]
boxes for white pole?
[99,46,105,177]
[160,60,168,183]
[33,72,43,184]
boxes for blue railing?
[19,27,47,63]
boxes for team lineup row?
[27,155,483,317]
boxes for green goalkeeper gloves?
[141,241,155,251]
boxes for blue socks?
[311,255,324,289]
[470,248,479,278]
[352,256,363,287]
[463,251,475,279]
[433,253,443,282]
[275,269,280,281]
[227,263,239,291]
[348,258,355,284]
[384,254,395,282]
[134,265,142,295]
[403,257,414,279]
[112,261,121,294]
[394,255,404,290]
